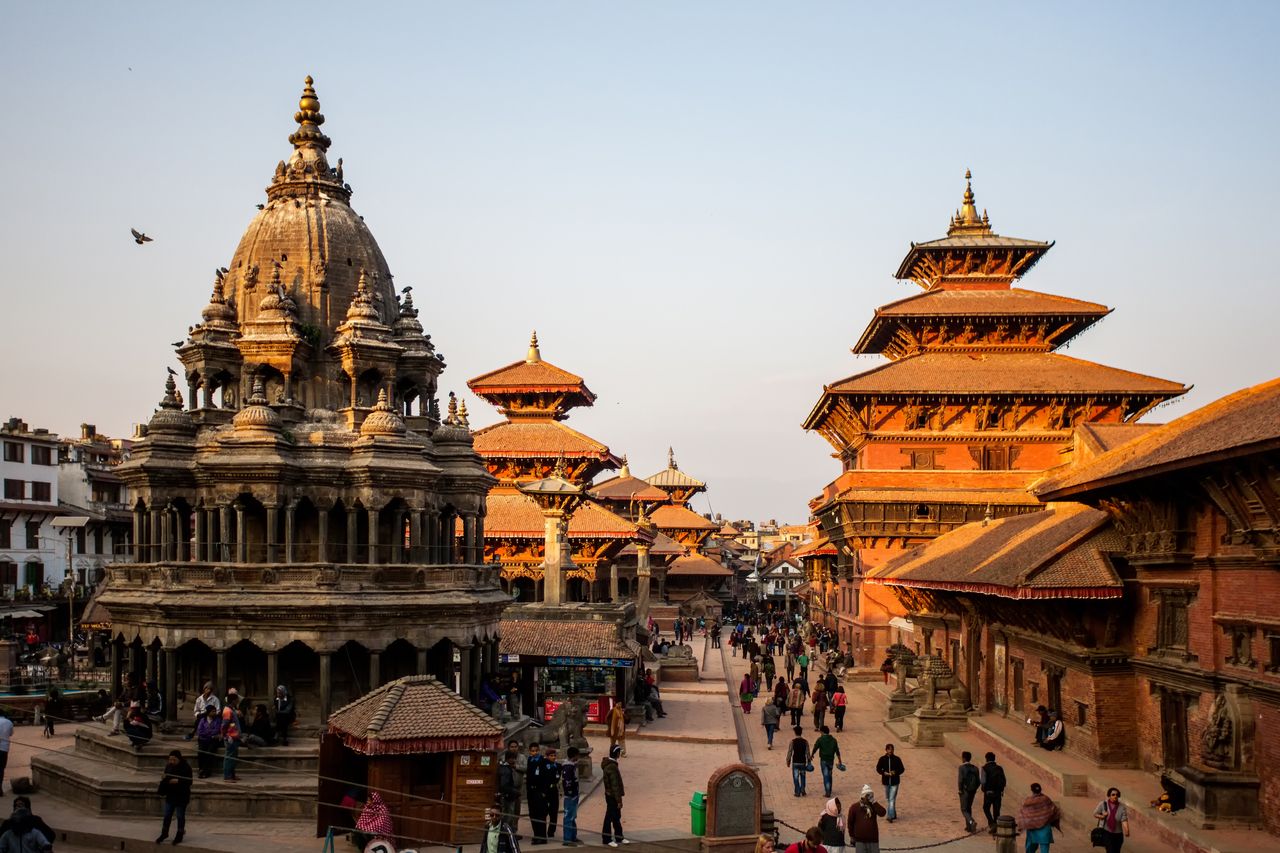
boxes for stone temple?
[91,76,506,724]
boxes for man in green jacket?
[813,725,842,797]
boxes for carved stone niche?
[1184,685,1260,828]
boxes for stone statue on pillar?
[517,457,585,606]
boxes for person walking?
[194,705,221,779]
[830,685,847,733]
[525,743,550,844]
[784,649,796,682]
[607,702,627,756]
[499,751,522,838]
[811,684,828,731]
[155,750,192,845]
[600,744,627,847]
[787,681,806,727]
[818,798,845,853]
[874,744,904,823]
[539,747,562,844]
[0,710,11,795]
[273,685,296,746]
[957,751,981,833]
[1016,783,1060,853]
[798,651,810,683]
[823,670,837,698]
[980,752,1006,834]
[1092,788,1130,853]
[483,807,521,853]
[786,725,811,797]
[762,698,782,749]
[561,747,581,846]
[740,673,758,714]
[813,726,842,798]
[763,655,776,691]
[846,785,886,853]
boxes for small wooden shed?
[320,675,504,847]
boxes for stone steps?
[71,725,319,772]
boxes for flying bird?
[130,228,153,245]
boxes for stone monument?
[703,763,762,853]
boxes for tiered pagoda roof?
[468,332,596,421]
[644,447,707,505]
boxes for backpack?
[961,763,981,794]
[984,763,1006,793]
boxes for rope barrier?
[774,816,976,852]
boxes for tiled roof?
[837,487,1042,506]
[1075,422,1163,455]
[872,288,1109,318]
[589,474,670,503]
[484,493,639,538]
[327,675,504,755]
[667,553,735,577]
[472,421,616,460]
[866,503,1123,599]
[645,467,706,489]
[499,618,638,659]
[792,537,837,558]
[718,523,742,536]
[651,504,718,530]
[468,358,592,395]
[618,531,686,557]
[819,469,1042,507]
[1037,377,1280,499]
[823,352,1187,397]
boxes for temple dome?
[360,389,407,437]
[233,380,282,432]
[148,375,196,436]
[226,77,397,341]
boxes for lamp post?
[50,516,90,680]
[516,458,585,607]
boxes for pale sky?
[1,2,1277,523]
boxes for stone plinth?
[1179,765,1261,828]
[907,708,970,747]
[887,691,916,720]
[661,645,700,682]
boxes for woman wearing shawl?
[740,673,757,713]
[1091,788,1130,852]
[1016,783,1059,852]
[353,791,394,850]
[817,798,845,853]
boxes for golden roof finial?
[620,454,630,478]
[288,74,331,151]
[446,391,458,424]
[668,446,678,470]
[527,330,541,364]
[947,168,991,235]
[458,399,470,428]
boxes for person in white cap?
[846,785,886,853]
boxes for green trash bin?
[690,791,707,836]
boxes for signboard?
[546,657,633,668]
[500,654,521,663]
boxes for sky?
[1,2,1277,523]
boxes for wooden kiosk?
[320,675,505,847]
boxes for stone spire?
[668,446,678,470]
[527,330,541,364]
[344,270,381,322]
[148,372,196,435]
[288,75,331,152]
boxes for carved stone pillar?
[463,514,477,564]
[346,507,358,564]
[636,542,652,622]
[234,503,247,564]
[193,507,205,562]
[367,508,379,565]
[219,505,232,563]
[187,377,198,412]
[132,505,144,561]
[284,503,296,563]
[215,649,227,698]
[266,651,278,700]
[608,560,619,602]
[265,505,279,563]
[319,652,333,723]
[369,651,381,690]
[163,648,177,722]
[149,507,162,562]
[317,507,329,563]
[409,510,423,563]
[416,647,428,676]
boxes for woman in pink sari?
[739,673,757,713]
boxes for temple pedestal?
[887,691,916,720]
[907,708,969,747]
[1178,766,1261,828]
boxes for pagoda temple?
[802,172,1187,665]
[468,333,648,602]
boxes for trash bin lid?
[691,791,705,806]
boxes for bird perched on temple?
[256,204,264,210]
[167,367,177,375]
[130,228,153,244]
[170,341,184,349]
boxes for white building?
[57,424,132,587]
[1,417,65,591]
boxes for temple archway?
[382,638,418,682]
[333,640,371,709]
[227,639,268,702]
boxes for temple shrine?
[802,172,1187,665]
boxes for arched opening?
[356,368,383,408]
[565,577,588,602]
[177,639,216,703]
[382,639,418,683]
[227,639,268,703]
[333,640,371,709]
[293,497,320,562]
[232,493,267,562]
[512,577,535,602]
[377,498,411,564]
[426,638,455,689]
[329,500,349,562]
[279,641,320,722]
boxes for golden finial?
[446,391,458,424]
[668,447,678,470]
[527,330,541,364]
[458,399,470,428]
[374,388,391,411]
[296,75,324,127]
[947,168,991,235]
[620,454,630,478]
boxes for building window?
[0,561,15,588]
[23,561,43,589]
[914,504,932,520]
[0,520,9,549]
[1152,588,1196,659]
[1030,682,1039,704]
[94,527,104,555]
[2,442,22,463]
[30,446,53,466]
[30,481,51,502]
[1224,625,1256,668]
[1266,635,1280,674]
[75,527,86,554]
[1075,700,1089,728]
[3,479,22,500]
[25,522,40,550]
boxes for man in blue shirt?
[561,747,581,846]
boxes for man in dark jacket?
[957,751,981,833]
[499,751,521,837]
[539,747,562,844]
[156,749,193,844]
[484,807,521,853]
[600,744,626,846]
[525,743,550,844]
[561,747,581,846]
[979,752,1007,834]
[0,798,53,849]
[874,743,905,822]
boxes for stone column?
[319,652,332,723]
[346,507,358,564]
[317,508,329,563]
[193,508,205,562]
[608,561,619,602]
[109,639,122,699]
[149,507,162,562]
[266,651,278,699]
[416,648,428,676]
[201,376,213,409]
[425,510,439,563]
[284,503,296,563]
[409,510,423,563]
[636,542,652,622]
[219,505,232,562]
[215,649,227,698]
[462,514,476,564]
[367,508,379,565]
[234,503,247,563]
[457,643,474,700]
[541,513,568,606]
[475,513,486,561]
[265,505,279,563]
[369,651,381,690]
[132,505,144,561]
[187,377,198,411]
[163,648,177,722]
